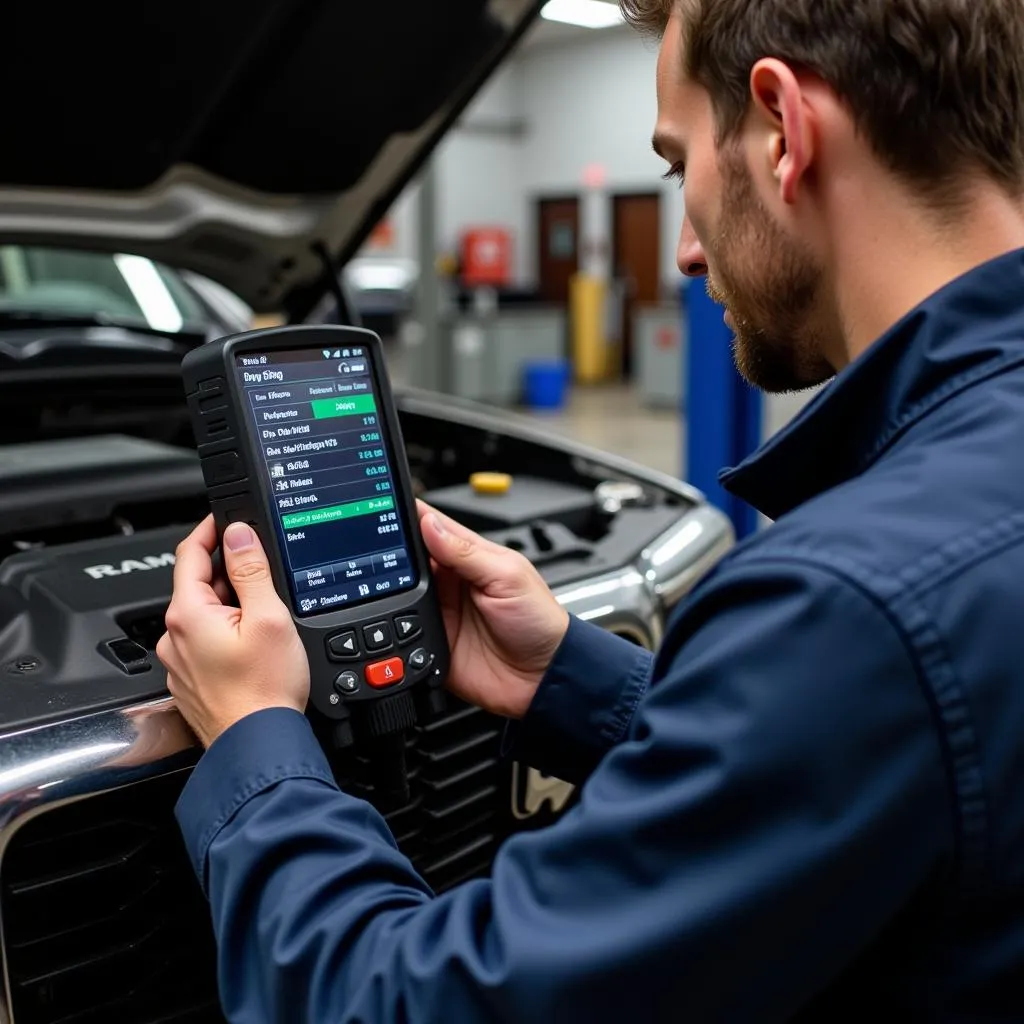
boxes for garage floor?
[385,339,685,480]
[500,384,682,478]
[497,383,815,480]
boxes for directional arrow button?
[394,614,421,644]
[327,631,360,661]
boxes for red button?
[365,657,404,688]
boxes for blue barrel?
[523,360,571,410]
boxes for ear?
[748,58,814,206]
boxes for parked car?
[0,2,735,1020]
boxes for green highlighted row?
[310,394,377,419]
[281,495,394,530]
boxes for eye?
[661,163,686,189]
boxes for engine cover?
[0,434,203,539]
[0,526,186,734]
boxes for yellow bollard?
[569,273,609,384]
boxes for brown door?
[613,193,661,379]
[537,197,580,304]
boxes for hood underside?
[0,0,540,317]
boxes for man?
[158,0,1024,1019]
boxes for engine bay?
[0,409,700,736]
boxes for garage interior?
[342,5,814,511]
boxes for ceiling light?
[540,0,625,29]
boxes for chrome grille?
[1,773,221,1024]
[1,698,505,1023]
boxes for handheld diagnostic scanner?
[181,325,450,799]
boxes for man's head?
[625,0,1024,392]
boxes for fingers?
[416,499,440,518]
[208,544,236,606]
[155,630,178,677]
[170,516,221,616]
[220,523,290,632]
[419,509,507,589]
[431,557,463,612]
[212,576,233,605]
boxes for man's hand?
[156,515,309,748]
[418,501,569,720]
[158,505,568,744]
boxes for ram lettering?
[83,553,177,579]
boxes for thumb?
[421,510,508,590]
[222,522,285,621]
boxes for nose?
[677,215,707,278]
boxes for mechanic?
[157,0,1024,1020]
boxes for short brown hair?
[621,0,1024,202]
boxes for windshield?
[0,245,208,333]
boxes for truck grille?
[0,699,504,1024]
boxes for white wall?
[380,186,420,263]
[356,63,527,276]
[434,62,530,282]
[515,27,684,291]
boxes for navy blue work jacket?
[177,249,1024,1021]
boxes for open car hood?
[0,0,540,319]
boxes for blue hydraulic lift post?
[683,280,763,539]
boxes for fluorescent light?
[541,0,624,29]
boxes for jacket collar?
[721,248,1024,521]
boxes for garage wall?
[370,27,684,292]
[514,28,684,290]
[434,62,529,283]
[375,186,420,263]
[357,63,528,280]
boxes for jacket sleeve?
[502,613,655,785]
[175,558,954,1024]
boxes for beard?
[704,148,835,394]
